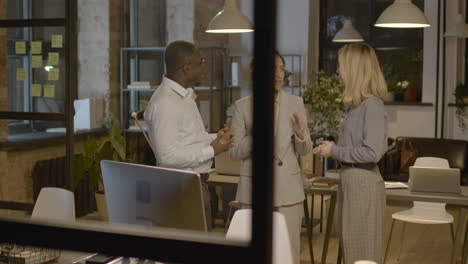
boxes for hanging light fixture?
[375,0,430,28]
[206,0,254,33]
[332,20,364,42]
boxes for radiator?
[32,156,96,217]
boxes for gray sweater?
[331,96,388,163]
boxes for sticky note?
[44,85,55,98]
[48,68,59,81]
[32,55,42,68]
[16,68,27,80]
[31,84,42,97]
[51,35,63,48]
[15,41,26,54]
[31,41,42,54]
[48,52,59,65]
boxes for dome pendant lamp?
[206,0,254,33]
[375,0,430,28]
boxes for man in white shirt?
[144,40,233,228]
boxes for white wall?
[385,105,435,138]
[167,0,194,43]
[78,0,110,100]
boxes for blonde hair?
[338,43,388,106]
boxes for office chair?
[131,111,156,155]
[32,187,75,221]
[226,209,294,264]
[384,157,454,263]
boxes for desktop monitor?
[100,160,207,231]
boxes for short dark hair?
[250,50,285,70]
[165,40,196,74]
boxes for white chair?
[384,157,454,263]
[32,187,76,221]
[226,209,294,264]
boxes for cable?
[130,111,156,155]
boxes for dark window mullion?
[0,18,66,27]
[0,111,65,121]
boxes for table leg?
[321,194,337,264]
[451,208,468,264]
[337,241,342,264]
[303,198,315,264]
[320,195,324,232]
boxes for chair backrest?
[32,187,75,221]
[226,209,293,264]
[414,157,449,168]
[412,157,450,207]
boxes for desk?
[304,186,468,264]
[207,173,240,186]
[209,174,468,264]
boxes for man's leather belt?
[340,162,376,170]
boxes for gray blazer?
[229,91,312,206]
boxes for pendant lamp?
[206,0,254,33]
[375,0,430,28]
[332,20,364,42]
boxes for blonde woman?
[313,43,388,263]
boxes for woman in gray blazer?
[229,52,312,264]
[314,43,388,264]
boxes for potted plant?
[302,71,345,139]
[74,116,127,220]
[386,82,402,102]
[382,49,422,102]
[453,83,468,132]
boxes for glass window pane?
[2,26,66,113]
[320,0,424,101]
[6,0,65,20]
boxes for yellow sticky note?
[31,84,42,97]
[31,41,42,54]
[48,52,59,65]
[15,41,26,54]
[44,85,55,98]
[51,35,63,48]
[16,68,27,81]
[32,55,42,68]
[48,68,59,81]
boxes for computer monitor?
[100,160,207,231]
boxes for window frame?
[0,1,278,263]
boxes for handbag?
[399,139,418,174]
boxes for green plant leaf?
[301,70,345,138]
[110,126,126,160]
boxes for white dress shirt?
[144,76,217,173]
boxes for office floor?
[5,195,459,264]
[294,197,462,264]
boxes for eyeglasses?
[172,58,206,73]
[187,58,206,66]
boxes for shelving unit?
[223,53,303,113]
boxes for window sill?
[448,103,468,107]
[384,102,433,106]
[0,128,107,151]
